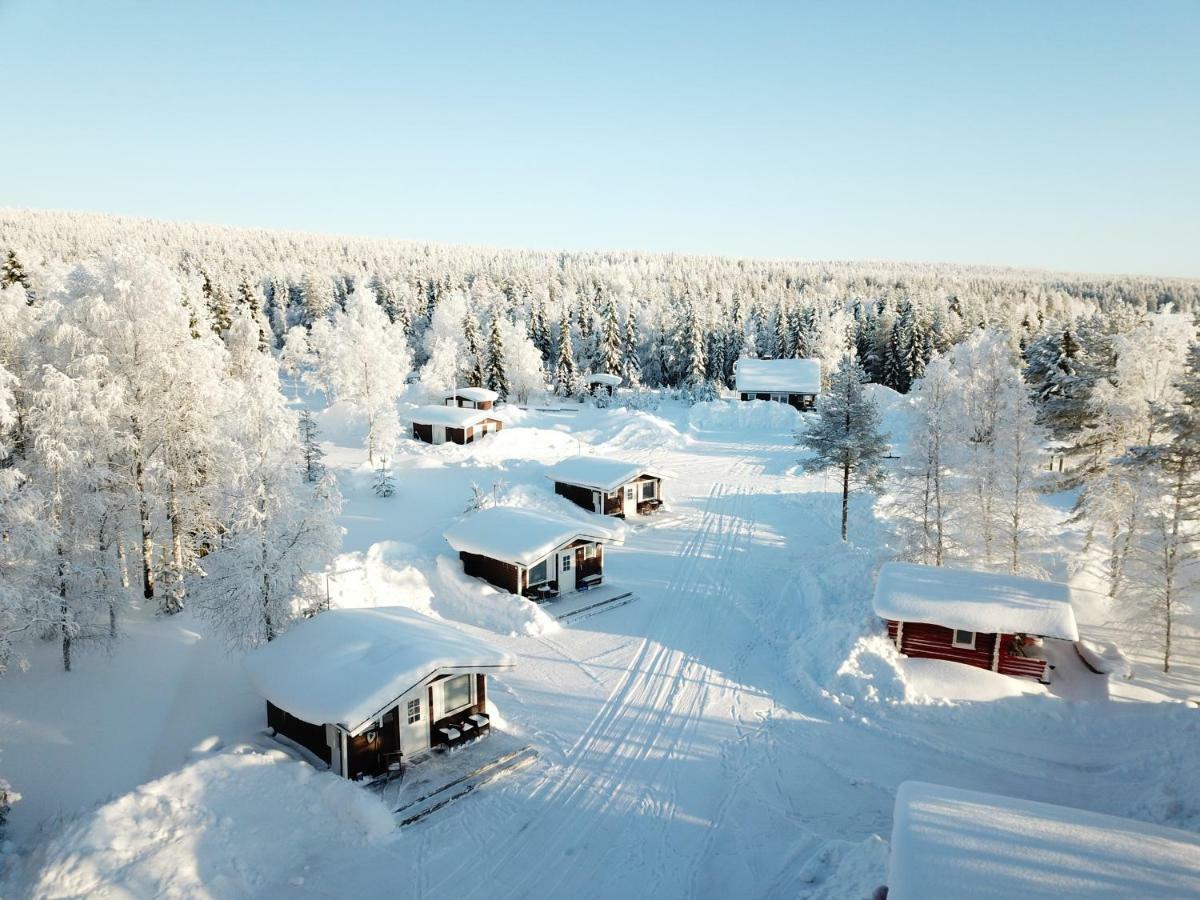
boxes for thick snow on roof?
[873,562,1079,640]
[735,357,821,394]
[406,404,495,428]
[588,373,623,386]
[243,606,513,732]
[889,781,1200,899]
[546,455,658,492]
[444,506,616,566]
[445,387,498,403]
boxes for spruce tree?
[797,354,890,540]
[485,314,509,398]
[373,458,396,498]
[793,306,817,358]
[530,301,552,362]
[623,311,642,387]
[1,249,32,301]
[682,303,707,387]
[237,278,268,351]
[298,409,325,483]
[772,306,792,359]
[554,306,578,396]
[599,297,623,375]
[462,309,484,387]
[203,273,232,336]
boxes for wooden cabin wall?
[412,422,433,443]
[555,481,597,512]
[267,701,332,765]
[460,551,520,594]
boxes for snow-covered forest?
[1,208,1198,896]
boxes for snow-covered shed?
[444,506,618,600]
[587,372,622,396]
[244,606,514,780]
[886,781,1200,899]
[873,562,1079,682]
[444,386,499,411]
[734,357,821,410]
[408,404,502,445]
[546,456,663,518]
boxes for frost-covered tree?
[485,313,509,398]
[298,409,325,483]
[299,272,334,327]
[554,305,578,396]
[529,300,551,362]
[194,354,341,649]
[1,249,31,297]
[373,458,396,498]
[499,319,548,404]
[598,296,623,376]
[306,283,411,464]
[681,303,707,386]
[623,310,642,387]
[798,354,889,541]
[462,308,484,388]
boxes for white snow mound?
[688,399,802,432]
[29,749,395,899]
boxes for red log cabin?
[872,562,1079,682]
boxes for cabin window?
[528,558,549,585]
[952,629,976,649]
[625,486,635,500]
[584,544,596,559]
[443,674,472,715]
[561,554,572,572]
[407,698,421,724]
[641,480,656,500]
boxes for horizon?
[3,2,1199,278]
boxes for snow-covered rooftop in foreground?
[734,357,821,394]
[873,562,1079,640]
[243,606,514,733]
[588,372,622,386]
[888,781,1200,899]
[445,386,498,403]
[444,506,617,566]
[546,456,658,492]
[406,404,496,428]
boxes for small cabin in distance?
[546,456,663,518]
[444,387,499,411]
[444,506,616,602]
[734,358,821,410]
[243,606,514,781]
[409,405,503,445]
[872,562,1079,683]
[588,373,622,397]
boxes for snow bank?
[588,409,689,453]
[28,749,395,899]
[1076,638,1132,678]
[432,556,559,637]
[888,780,1200,899]
[832,634,924,707]
[792,834,889,900]
[687,399,801,432]
[328,541,437,616]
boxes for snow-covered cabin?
[408,405,503,445]
[886,781,1200,899]
[444,506,617,600]
[243,606,515,781]
[734,357,821,410]
[873,562,1079,682]
[587,372,622,396]
[546,456,663,518]
[444,386,499,410]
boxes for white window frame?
[641,480,656,500]
[951,629,976,649]
[560,553,572,572]
[625,485,635,500]
[584,544,596,559]
[406,697,421,724]
[528,557,550,585]
[442,674,473,716]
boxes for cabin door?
[622,484,637,517]
[558,550,575,593]
[431,424,446,444]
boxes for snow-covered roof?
[406,405,496,428]
[443,506,616,567]
[888,781,1200,899]
[734,357,821,394]
[445,387,498,403]
[546,456,659,493]
[243,606,513,734]
[873,562,1079,640]
[588,373,622,386]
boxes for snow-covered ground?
[2,395,1198,898]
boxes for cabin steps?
[394,745,538,827]
[556,591,637,625]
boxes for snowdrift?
[28,749,395,899]
[432,556,559,637]
[687,399,801,432]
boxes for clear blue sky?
[3,1,1198,277]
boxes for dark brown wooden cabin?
[443,387,499,411]
[410,405,503,445]
[444,506,615,603]
[546,457,664,518]
[734,358,821,411]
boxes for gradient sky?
[2,1,1198,277]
